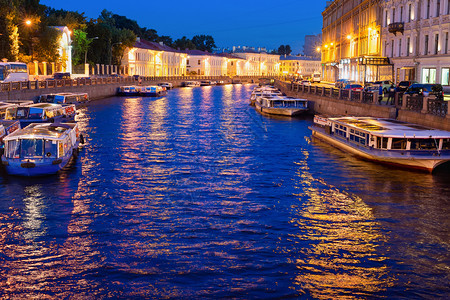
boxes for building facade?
[186,50,227,76]
[233,51,280,76]
[381,0,450,86]
[121,38,187,77]
[280,55,321,78]
[322,0,392,83]
[303,34,322,58]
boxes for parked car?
[335,79,349,88]
[404,83,444,98]
[364,84,383,102]
[374,80,394,93]
[397,80,418,92]
[300,80,311,85]
[344,84,363,91]
[53,72,71,80]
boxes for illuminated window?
[441,68,449,85]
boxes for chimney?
[159,41,164,45]
[136,37,140,42]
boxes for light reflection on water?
[0,84,448,298]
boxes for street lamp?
[25,19,33,59]
[84,36,98,65]
[109,42,122,66]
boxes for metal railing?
[287,81,449,118]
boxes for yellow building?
[121,38,187,76]
[321,0,393,83]
[280,56,321,79]
[185,50,227,76]
[233,51,280,77]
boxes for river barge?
[4,103,76,127]
[255,95,308,116]
[140,85,168,97]
[309,115,450,172]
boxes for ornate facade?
[321,0,393,83]
[381,0,450,85]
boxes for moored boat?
[4,103,76,127]
[250,86,283,106]
[0,120,21,156]
[309,115,450,172]
[254,95,308,116]
[140,85,168,97]
[37,92,89,105]
[157,82,173,90]
[117,86,141,96]
[1,122,82,176]
[182,81,200,87]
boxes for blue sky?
[40,0,325,54]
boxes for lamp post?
[25,19,33,59]
[109,42,122,66]
[84,36,98,65]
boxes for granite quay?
[276,81,450,131]
[0,76,263,102]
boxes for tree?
[277,45,292,56]
[173,36,195,50]
[192,35,216,52]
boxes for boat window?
[15,107,29,119]
[391,138,407,149]
[28,107,43,119]
[21,139,43,158]
[6,140,20,158]
[54,95,65,103]
[5,107,17,120]
[44,140,58,158]
[442,138,450,150]
[409,138,437,150]
[334,124,347,137]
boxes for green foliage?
[278,45,292,56]
[32,26,60,63]
[192,35,216,52]
[173,36,196,50]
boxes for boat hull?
[255,102,307,116]
[310,126,450,172]
[140,91,168,97]
[3,150,77,176]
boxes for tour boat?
[139,85,168,97]
[309,115,450,172]
[2,122,82,176]
[157,82,173,90]
[182,81,200,87]
[0,120,21,156]
[250,86,284,106]
[117,86,141,96]
[4,103,76,127]
[37,92,89,105]
[254,95,308,116]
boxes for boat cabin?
[4,103,76,125]
[37,92,89,104]
[317,116,450,152]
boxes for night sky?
[40,0,325,54]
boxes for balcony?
[388,22,404,35]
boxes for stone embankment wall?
[0,78,235,102]
[276,81,450,131]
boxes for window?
[437,0,441,16]
[391,138,407,149]
[391,40,395,57]
[198,60,201,65]
[385,10,388,26]
[408,3,412,21]
[426,0,430,18]
[409,139,437,150]
[407,37,411,56]
[424,35,429,55]
[392,8,396,22]
[399,38,402,56]
[422,68,436,83]
[445,32,449,53]
[187,59,189,65]
[434,34,439,54]
[442,68,450,85]
[400,6,404,22]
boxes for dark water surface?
[0,84,449,298]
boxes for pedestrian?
[378,84,383,104]
[387,84,396,105]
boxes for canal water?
[0,84,449,298]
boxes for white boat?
[309,115,450,172]
[250,86,283,106]
[157,82,173,90]
[139,85,168,97]
[2,122,82,176]
[254,95,308,116]
[117,86,141,96]
[37,92,89,105]
[182,81,200,87]
[4,103,76,127]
